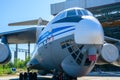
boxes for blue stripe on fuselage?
[37,25,74,44]
[54,28,75,37]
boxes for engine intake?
[0,43,11,64]
[101,43,119,63]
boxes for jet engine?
[97,43,119,64]
[0,43,11,64]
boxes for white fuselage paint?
[28,8,104,77]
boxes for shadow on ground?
[10,76,52,80]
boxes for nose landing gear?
[53,71,77,80]
[19,68,37,80]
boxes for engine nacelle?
[0,43,11,64]
[97,43,119,64]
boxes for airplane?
[0,7,120,80]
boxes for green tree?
[0,56,30,75]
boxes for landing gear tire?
[28,72,33,80]
[19,72,37,80]
[52,72,77,80]
[33,72,37,80]
[24,72,27,80]
[19,73,23,80]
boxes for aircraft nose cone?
[74,16,104,44]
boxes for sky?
[0,0,65,61]
[0,0,65,28]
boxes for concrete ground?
[0,72,120,80]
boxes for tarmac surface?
[0,72,120,80]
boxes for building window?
[75,50,79,55]
[60,39,73,49]
[61,42,66,49]
[68,47,73,53]
[79,53,83,60]
[76,58,81,65]
[72,53,77,59]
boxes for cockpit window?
[81,10,89,15]
[67,10,76,17]
[77,10,82,16]
[54,12,66,21]
[51,8,93,24]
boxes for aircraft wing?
[104,36,120,43]
[0,27,37,44]
[0,18,48,44]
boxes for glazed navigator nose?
[74,16,104,45]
